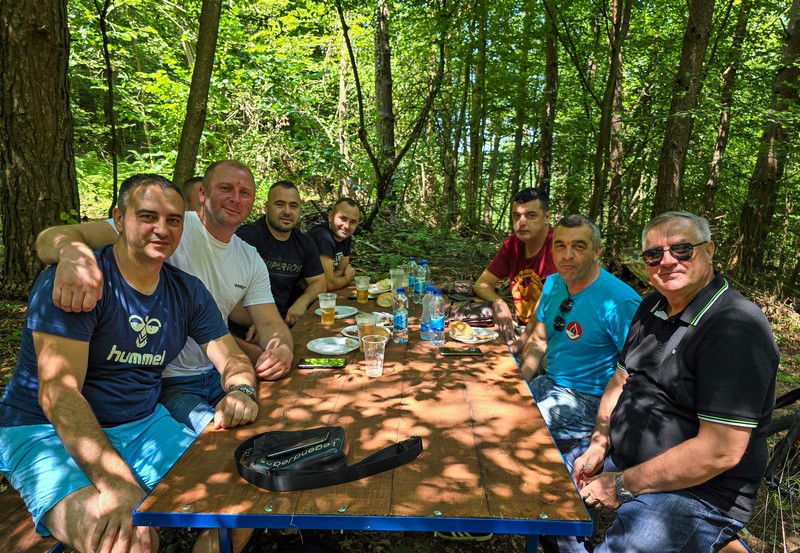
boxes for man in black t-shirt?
[307,197,360,291]
[542,211,778,553]
[233,181,326,326]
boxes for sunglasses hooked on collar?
[640,241,708,267]
[553,297,574,332]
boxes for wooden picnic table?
[133,289,591,552]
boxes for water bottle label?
[430,315,445,332]
[394,312,408,330]
[420,322,431,333]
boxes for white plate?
[306,337,360,355]
[449,327,500,344]
[314,305,359,319]
[341,324,391,339]
[369,284,391,294]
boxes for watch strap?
[227,384,257,401]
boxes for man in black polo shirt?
[543,211,778,552]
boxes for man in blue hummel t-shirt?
[0,175,259,553]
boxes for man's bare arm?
[35,331,146,552]
[36,222,118,312]
[581,419,752,511]
[519,320,548,381]
[285,273,327,326]
[474,268,515,338]
[319,255,354,291]
[245,302,294,380]
[201,334,259,429]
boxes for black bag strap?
[235,434,423,492]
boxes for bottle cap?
[434,289,442,295]
[409,257,416,261]
[396,287,405,293]
[419,260,428,265]
[426,285,435,291]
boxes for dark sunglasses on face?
[553,298,574,332]
[640,241,709,267]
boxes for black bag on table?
[235,426,423,492]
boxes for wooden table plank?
[135,290,590,537]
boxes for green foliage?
[61,0,799,291]
[59,209,80,225]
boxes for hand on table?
[492,299,516,341]
[254,346,293,380]
[285,303,305,326]
[214,390,259,429]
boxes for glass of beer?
[354,276,370,304]
[318,293,337,325]
[355,313,377,351]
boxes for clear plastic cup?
[362,335,388,377]
[354,276,370,304]
[318,293,337,325]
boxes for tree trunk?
[337,36,351,195]
[538,0,558,196]
[467,7,487,229]
[374,0,397,181]
[701,0,751,219]
[0,0,77,299]
[606,0,631,257]
[730,0,800,281]
[653,0,715,215]
[588,0,631,222]
[510,3,533,200]
[172,0,222,189]
[95,0,119,217]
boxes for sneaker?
[434,531,494,542]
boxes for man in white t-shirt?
[37,160,294,435]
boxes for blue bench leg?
[217,528,233,553]
[526,534,539,552]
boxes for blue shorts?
[0,404,195,536]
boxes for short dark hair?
[332,197,361,216]
[269,180,299,193]
[556,214,602,249]
[183,176,203,188]
[512,187,549,212]
[119,174,182,213]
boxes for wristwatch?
[227,384,257,402]
[615,472,636,503]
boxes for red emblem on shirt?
[565,321,582,341]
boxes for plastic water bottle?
[406,257,417,295]
[413,260,429,304]
[430,290,446,345]
[392,288,409,344]
[419,285,435,340]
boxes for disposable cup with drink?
[355,313,377,351]
[389,268,405,292]
[354,276,370,304]
[362,335,388,377]
[318,293,337,325]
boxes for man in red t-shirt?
[474,188,556,339]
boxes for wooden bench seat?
[0,482,62,553]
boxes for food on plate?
[450,321,474,340]
[374,326,390,338]
[376,292,394,307]
[374,278,392,291]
